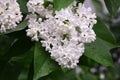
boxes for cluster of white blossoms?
[0,0,22,32]
[26,0,97,68]
[27,0,53,18]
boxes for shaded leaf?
[39,69,76,80]
[110,24,120,44]
[81,73,97,80]
[79,55,97,67]
[0,62,23,80]
[0,35,14,57]
[17,0,29,14]
[104,0,120,18]
[0,37,33,74]
[34,42,58,80]
[17,48,34,80]
[77,0,85,3]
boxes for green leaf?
[0,37,33,74]
[53,0,73,11]
[8,48,34,80]
[0,35,14,57]
[92,0,103,14]
[18,70,29,80]
[81,73,98,80]
[79,55,97,67]
[17,48,34,80]
[34,42,58,80]
[0,20,28,35]
[85,37,114,67]
[94,18,116,45]
[11,48,33,67]
[110,24,120,43]
[84,18,116,67]
[0,62,22,80]
[17,0,28,14]
[41,69,76,80]
[104,0,120,18]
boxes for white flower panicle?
[0,0,22,32]
[26,1,97,68]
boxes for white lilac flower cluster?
[0,0,22,32]
[26,0,97,68]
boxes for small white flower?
[26,28,40,41]
[80,28,96,43]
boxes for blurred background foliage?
[0,0,120,80]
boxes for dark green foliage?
[104,0,120,18]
